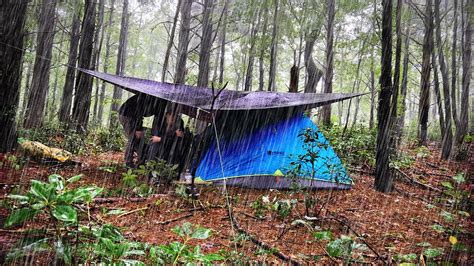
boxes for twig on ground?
[394,168,442,193]
[92,194,168,204]
[155,213,194,225]
[236,211,265,220]
[117,207,149,218]
[228,208,302,265]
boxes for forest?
[0,0,472,264]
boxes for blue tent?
[195,113,351,189]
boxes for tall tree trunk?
[197,0,214,88]
[267,0,279,92]
[71,0,97,133]
[59,0,81,124]
[418,0,433,146]
[389,0,403,149]
[92,0,105,124]
[162,0,182,82]
[21,51,34,118]
[369,48,376,129]
[244,6,262,91]
[174,0,193,84]
[0,0,28,152]
[395,23,410,145]
[303,33,323,93]
[24,0,57,129]
[109,0,129,127]
[434,0,453,158]
[98,0,116,125]
[258,5,269,91]
[321,0,335,126]
[454,0,471,159]
[432,42,445,137]
[451,0,460,128]
[218,0,228,84]
[374,0,394,193]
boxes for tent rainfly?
[80,69,365,189]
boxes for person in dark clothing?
[119,93,167,167]
[146,105,186,181]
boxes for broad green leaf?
[52,205,77,223]
[313,231,333,241]
[54,239,72,265]
[452,174,465,184]
[66,174,82,183]
[120,259,145,266]
[4,208,37,228]
[191,227,211,239]
[30,180,51,201]
[397,253,417,262]
[48,174,64,191]
[416,242,432,247]
[7,194,29,202]
[440,181,453,190]
[423,248,443,258]
[430,224,445,233]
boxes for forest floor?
[0,143,472,264]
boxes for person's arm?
[175,118,185,137]
[150,115,164,142]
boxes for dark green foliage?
[321,125,376,167]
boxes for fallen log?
[394,168,442,193]
[92,194,168,203]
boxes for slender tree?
[162,0,182,82]
[218,0,229,84]
[197,0,215,88]
[418,0,433,146]
[434,0,453,158]
[244,5,263,91]
[454,0,471,159]
[321,0,335,126]
[0,0,28,152]
[92,0,105,123]
[109,0,129,127]
[375,0,394,193]
[24,0,57,129]
[59,0,81,124]
[258,4,269,91]
[98,0,116,125]
[267,0,279,92]
[71,0,97,133]
[395,17,411,146]
[174,0,193,84]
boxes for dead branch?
[92,194,168,204]
[155,213,194,225]
[394,168,442,193]
[228,208,302,265]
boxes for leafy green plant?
[135,159,178,184]
[4,174,103,263]
[122,168,139,187]
[149,222,225,265]
[272,199,297,219]
[314,231,367,261]
[251,195,270,218]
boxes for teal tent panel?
[195,114,351,189]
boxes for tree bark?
[454,0,471,159]
[109,0,129,127]
[431,41,445,140]
[451,0,460,128]
[197,0,214,88]
[218,0,228,84]
[303,33,323,93]
[59,0,81,124]
[244,5,262,91]
[71,0,97,133]
[162,0,182,82]
[98,0,116,125]
[418,0,433,146]
[258,5,269,91]
[0,0,28,152]
[267,0,279,92]
[434,0,453,158]
[369,49,376,129]
[389,0,402,149]
[24,0,57,129]
[92,0,105,124]
[374,0,394,193]
[321,0,335,126]
[174,0,193,84]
